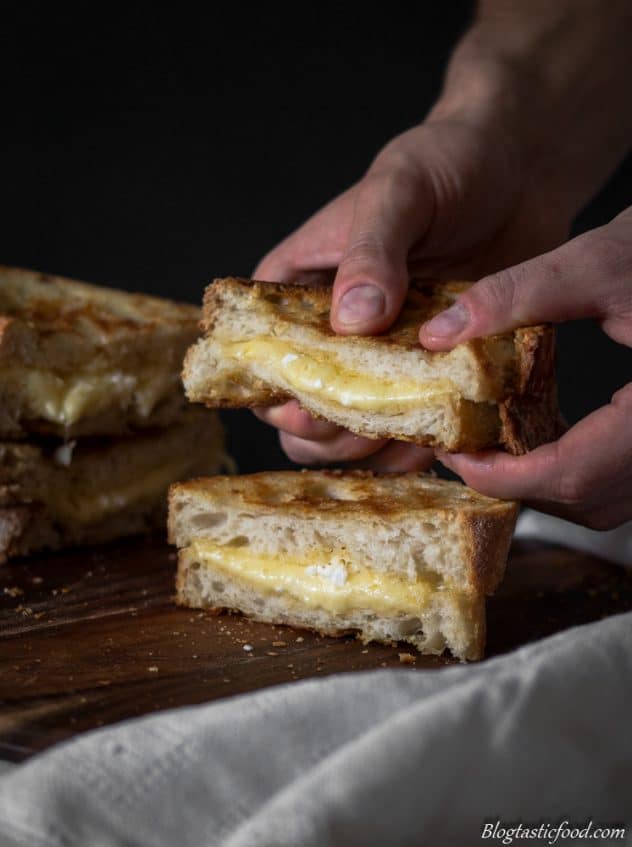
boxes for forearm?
[428,0,632,218]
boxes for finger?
[280,430,387,466]
[349,441,435,472]
[437,383,632,529]
[331,163,434,335]
[254,189,356,282]
[419,216,632,350]
[254,401,341,441]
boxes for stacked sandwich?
[171,276,561,661]
[0,266,227,560]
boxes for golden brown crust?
[465,509,517,595]
[202,277,476,349]
[499,325,566,454]
[0,266,199,335]
[192,277,560,455]
[0,266,200,370]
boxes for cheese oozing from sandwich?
[225,338,456,412]
[4,367,179,426]
[184,539,444,616]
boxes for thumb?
[331,166,434,335]
[418,221,627,350]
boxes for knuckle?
[341,231,389,268]
[370,139,420,182]
[552,467,590,507]
[361,159,425,213]
[541,439,590,507]
[575,231,622,277]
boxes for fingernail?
[336,285,385,325]
[423,302,469,337]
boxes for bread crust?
[187,277,561,454]
[499,325,566,454]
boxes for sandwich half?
[169,470,519,661]
[0,266,201,437]
[183,277,562,453]
[0,408,228,560]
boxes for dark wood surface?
[0,537,630,762]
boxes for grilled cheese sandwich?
[0,408,228,560]
[183,277,563,454]
[0,266,200,437]
[169,471,519,661]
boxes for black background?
[2,4,630,472]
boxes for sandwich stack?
[0,266,228,560]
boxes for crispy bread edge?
[464,501,519,595]
[499,325,566,455]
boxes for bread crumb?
[148,666,159,672]
[266,651,279,656]
[398,652,416,665]
[4,586,23,598]
[272,641,286,648]
[361,649,369,654]
[295,636,304,643]
[243,644,253,652]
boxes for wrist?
[429,3,632,222]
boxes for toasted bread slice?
[183,277,562,453]
[0,266,201,437]
[169,470,519,661]
[0,408,229,560]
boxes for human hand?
[419,208,632,529]
[254,115,572,468]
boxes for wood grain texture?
[0,537,630,762]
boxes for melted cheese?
[8,368,178,426]
[52,458,196,524]
[225,338,455,412]
[187,540,438,615]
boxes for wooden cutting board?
[0,537,630,762]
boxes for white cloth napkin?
[0,609,631,847]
